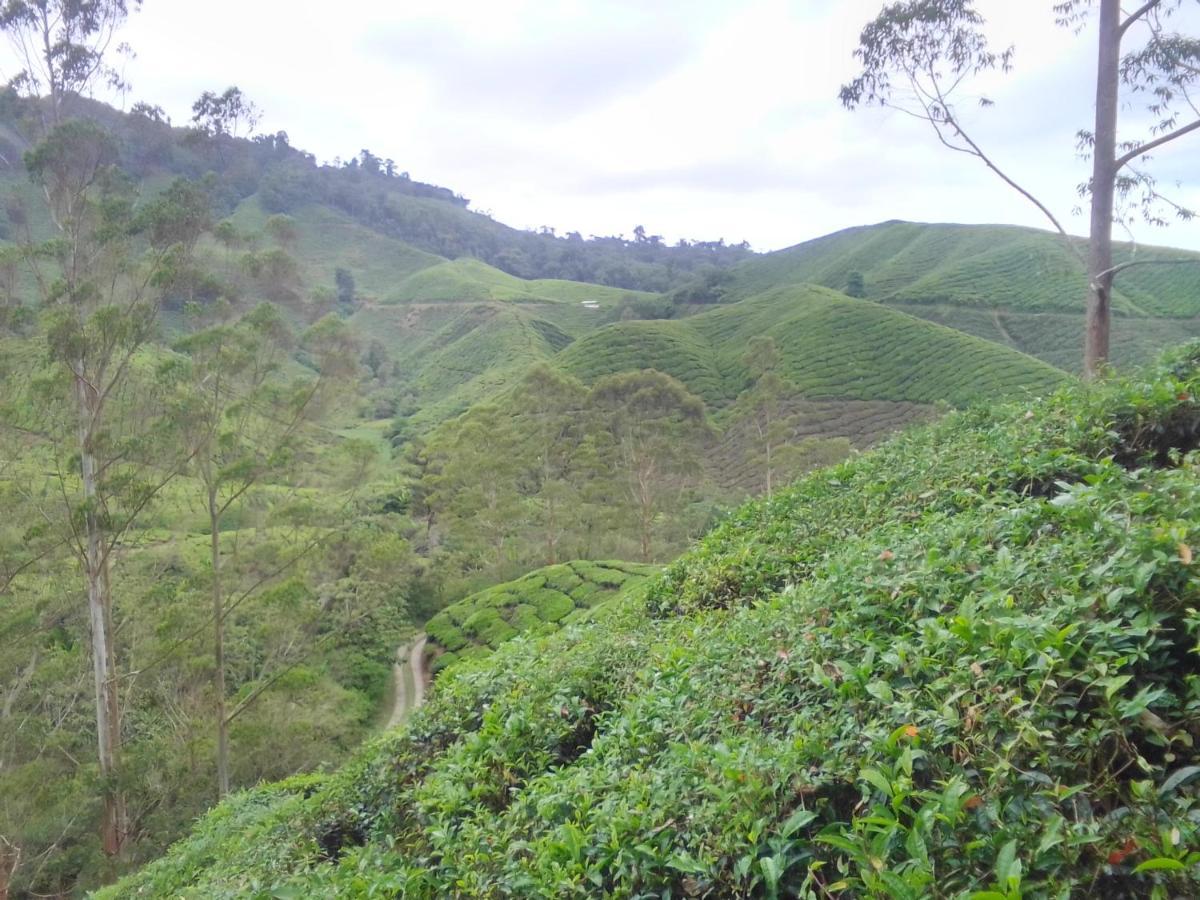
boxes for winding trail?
[387,633,429,728]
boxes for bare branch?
[1115,116,1200,169]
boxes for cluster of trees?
[0,6,413,893]
[401,348,853,599]
[0,81,755,294]
[406,367,716,592]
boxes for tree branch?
[1095,256,1200,280]
[1119,0,1163,37]
[1115,117,1200,169]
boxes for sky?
[8,0,1200,252]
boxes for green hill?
[729,220,1200,317]
[561,285,1066,408]
[707,221,1200,374]
[100,343,1200,898]
[424,560,658,674]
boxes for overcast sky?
[11,0,1200,252]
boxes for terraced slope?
[100,344,1200,899]
[728,220,1200,318]
[350,302,578,425]
[560,284,1065,409]
[893,303,1200,373]
[387,257,654,306]
[424,560,658,674]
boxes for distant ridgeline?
[0,90,752,294]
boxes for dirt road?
[386,633,428,728]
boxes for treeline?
[0,90,755,293]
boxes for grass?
[99,342,1200,899]
[425,560,658,674]
[727,220,1200,319]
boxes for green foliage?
[103,344,1200,898]
[425,560,658,672]
[561,284,1064,410]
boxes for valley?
[1,13,1199,895]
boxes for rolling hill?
[560,285,1066,409]
[716,221,1200,373]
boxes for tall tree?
[17,122,210,856]
[840,0,1200,377]
[0,0,141,128]
[508,365,591,565]
[166,306,357,798]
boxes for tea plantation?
[425,560,659,674]
[100,342,1200,899]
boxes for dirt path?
[387,634,429,729]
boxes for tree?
[0,0,141,127]
[845,270,866,298]
[735,337,792,498]
[508,365,591,565]
[334,267,356,308]
[16,121,211,858]
[191,86,261,139]
[588,370,712,562]
[841,0,1200,377]
[166,305,357,799]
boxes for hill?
[713,221,1200,372]
[424,560,658,674]
[560,285,1066,408]
[100,342,1200,898]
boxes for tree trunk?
[78,372,124,857]
[209,488,230,799]
[1084,0,1121,379]
[0,836,17,900]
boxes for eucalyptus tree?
[588,370,712,563]
[841,0,1200,377]
[15,121,212,856]
[168,306,356,798]
[0,0,142,128]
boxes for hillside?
[560,285,1066,408]
[100,343,1200,898]
[715,221,1200,372]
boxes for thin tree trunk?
[78,372,124,857]
[0,835,17,900]
[1085,0,1121,379]
[209,487,230,799]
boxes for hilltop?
[101,344,1200,898]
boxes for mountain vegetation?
[2,4,1200,895]
[99,342,1200,899]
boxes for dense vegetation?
[1,10,1198,892]
[99,343,1200,898]
[424,560,657,674]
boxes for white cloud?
[2,0,1198,252]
